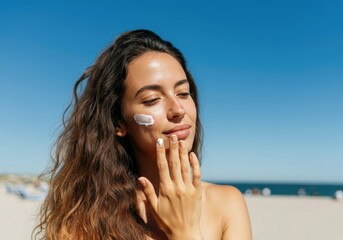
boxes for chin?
[186,140,195,153]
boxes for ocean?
[214,182,343,198]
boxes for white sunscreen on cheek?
[134,114,155,126]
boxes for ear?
[115,121,127,137]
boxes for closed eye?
[178,92,190,98]
[143,98,160,106]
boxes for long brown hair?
[34,29,202,240]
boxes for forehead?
[125,52,187,91]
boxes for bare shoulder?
[202,181,244,203]
[201,182,252,240]
[201,182,248,219]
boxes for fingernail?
[138,177,146,188]
[179,140,185,148]
[171,134,177,143]
[189,152,195,159]
[157,138,164,147]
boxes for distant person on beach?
[34,30,251,239]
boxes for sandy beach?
[1,184,343,240]
[245,195,343,240]
[0,185,42,240]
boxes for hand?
[138,135,203,240]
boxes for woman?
[35,29,252,240]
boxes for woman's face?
[120,52,197,159]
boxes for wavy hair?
[33,29,202,240]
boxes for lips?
[163,124,191,140]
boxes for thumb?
[138,177,158,210]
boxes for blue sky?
[1,0,342,183]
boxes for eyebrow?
[134,79,189,98]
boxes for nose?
[167,97,186,122]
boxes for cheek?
[150,108,165,126]
[187,101,197,150]
[129,107,165,130]
[186,100,197,121]
[125,109,165,145]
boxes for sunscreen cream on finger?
[134,114,155,126]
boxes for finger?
[168,134,183,183]
[179,140,191,184]
[189,152,201,188]
[138,177,158,210]
[156,138,171,184]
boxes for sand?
[245,195,343,240]
[0,186,42,240]
[1,184,343,240]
